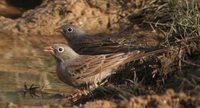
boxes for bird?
[44,44,144,92]
[55,24,141,55]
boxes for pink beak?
[44,46,54,54]
[54,27,62,32]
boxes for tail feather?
[124,47,171,64]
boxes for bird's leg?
[66,89,87,101]
[99,79,108,86]
[67,84,92,101]
[67,89,82,98]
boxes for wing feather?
[66,55,105,79]
[64,51,141,86]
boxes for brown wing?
[65,55,105,80]
[65,52,140,80]
[70,35,136,55]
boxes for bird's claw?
[66,89,89,101]
[67,92,82,100]
[23,82,42,97]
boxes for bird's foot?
[23,82,43,97]
[66,89,89,101]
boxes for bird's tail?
[124,46,172,64]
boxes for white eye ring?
[67,27,73,32]
[58,47,64,53]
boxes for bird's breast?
[56,62,72,84]
[56,62,82,87]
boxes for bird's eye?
[58,47,64,53]
[67,27,73,32]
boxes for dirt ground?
[0,0,199,108]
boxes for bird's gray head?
[56,24,86,41]
[44,44,79,62]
